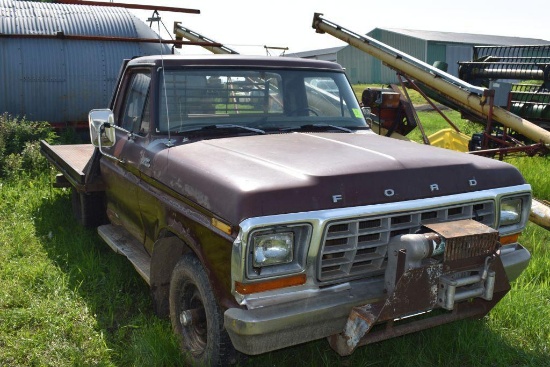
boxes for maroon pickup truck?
[41,55,532,366]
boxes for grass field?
[1,108,549,366]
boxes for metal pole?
[397,75,429,144]
[56,0,200,14]
[402,75,461,133]
[0,33,222,48]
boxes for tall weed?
[0,113,57,179]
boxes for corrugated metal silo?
[0,0,171,125]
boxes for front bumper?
[224,243,530,356]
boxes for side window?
[120,72,151,134]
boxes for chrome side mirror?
[89,109,125,163]
[89,109,116,148]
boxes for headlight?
[245,224,311,279]
[500,197,522,226]
[498,194,531,235]
[253,232,294,267]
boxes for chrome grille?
[318,201,495,282]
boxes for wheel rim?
[179,282,207,355]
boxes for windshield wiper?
[178,124,266,135]
[281,124,355,133]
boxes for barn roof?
[286,46,346,59]
[0,0,160,40]
[373,28,550,46]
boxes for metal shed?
[286,46,345,63]
[0,0,171,126]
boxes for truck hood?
[153,132,525,224]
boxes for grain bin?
[0,0,171,127]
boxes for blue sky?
[110,0,550,55]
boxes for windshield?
[157,68,366,133]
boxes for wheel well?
[150,234,191,317]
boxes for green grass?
[1,110,549,365]
[0,174,184,366]
[406,110,482,141]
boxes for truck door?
[101,69,152,243]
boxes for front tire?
[169,254,237,366]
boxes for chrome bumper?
[500,243,531,281]
[224,243,530,355]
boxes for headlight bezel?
[245,224,311,280]
[497,194,531,235]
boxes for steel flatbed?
[40,140,104,192]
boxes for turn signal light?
[235,273,306,295]
[499,233,520,245]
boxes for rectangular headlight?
[253,232,294,267]
[500,197,522,226]
[245,224,311,279]
[498,194,531,235]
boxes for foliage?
[0,113,57,179]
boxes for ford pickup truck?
[41,54,532,366]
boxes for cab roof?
[127,54,344,71]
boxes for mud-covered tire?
[169,254,238,366]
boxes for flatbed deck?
[40,140,104,192]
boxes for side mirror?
[89,109,125,163]
[89,109,116,148]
